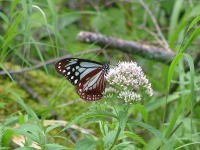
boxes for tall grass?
[1,0,200,150]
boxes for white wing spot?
[72,68,75,72]
[58,66,61,69]
[62,70,66,73]
[79,83,82,86]
[74,79,78,84]
[58,62,61,65]
[75,72,79,76]
[66,66,70,70]
[76,66,80,69]
[59,69,62,72]
[79,89,82,92]
[67,72,70,75]
[71,76,74,79]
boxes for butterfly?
[55,58,109,101]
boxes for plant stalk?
[108,125,121,150]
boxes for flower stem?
[108,125,121,150]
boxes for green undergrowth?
[0,63,89,124]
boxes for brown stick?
[0,48,101,75]
[77,31,176,64]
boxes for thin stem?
[138,0,170,51]
[108,125,121,150]
[0,48,101,75]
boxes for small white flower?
[104,61,153,104]
[118,91,141,104]
[103,87,117,98]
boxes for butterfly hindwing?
[55,58,109,101]
[77,68,105,101]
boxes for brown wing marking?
[76,68,106,101]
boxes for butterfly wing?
[55,58,108,101]
[76,68,106,101]
[55,58,103,85]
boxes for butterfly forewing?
[55,58,109,101]
[55,58,102,85]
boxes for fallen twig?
[77,31,176,64]
[0,48,101,75]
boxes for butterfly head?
[103,64,109,75]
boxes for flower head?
[104,61,153,104]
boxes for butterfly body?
[55,58,109,101]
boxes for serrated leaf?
[118,110,128,130]
[128,120,167,144]
[112,142,131,150]
[15,148,37,150]
[103,130,116,148]
[62,111,117,132]
[183,53,195,102]
[124,131,147,146]
[133,104,148,122]
[44,144,68,150]
[74,137,98,150]
[45,123,64,134]
[14,124,45,144]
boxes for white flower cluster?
[104,61,153,104]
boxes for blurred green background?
[1,0,200,149]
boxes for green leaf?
[45,123,65,134]
[187,15,200,32]
[168,0,184,43]
[145,93,179,112]
[128,120,167,144]
[10,0,21,14]
[112,142,131,150]
[62,111,117,132]
[0,102,6,108]
[164,99,183,139]
[15,148,37,150]
[14,124,45,144]
[180,23,200,53]
[124,131,147,146]
[99,121,109,136]
[167,53,183,90]
[183,53,195,102]
[44,144,68,150]
[103,130,116,148]
[74,137,98,150]
[0,12,9,24]
[11,92,39,122]
[133,104,148,122]
[1,12,23,62]
[118,110,128,130]
[1,129,14,147]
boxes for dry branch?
[0,48,101,75]
[77,31,176,64]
